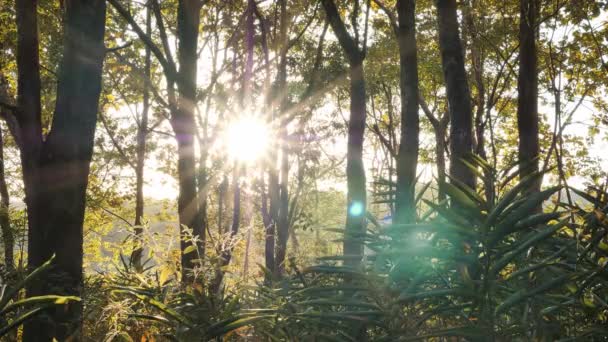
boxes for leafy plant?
[0,256,80,338]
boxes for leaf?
[0,295,80,316]
[495,274,571,314]
[0,308,44,338]
[401,326,489,340]
[0,255,55,309]
[491,218,568,275]
[206,315,274,339]
[183,245,197,255]
[439,181,479,212]
[487,171,543,226]
[398,288,477,303]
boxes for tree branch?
[108,0,177,80]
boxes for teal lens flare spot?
[349,201,364,217]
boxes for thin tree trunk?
[464,0,493,203]
[173,0,203,282]
[275,0,290,277]
[395,0,419,224]
[321,0,367,266]
[436,0,476,189]
[517,0,540,195]
[212,165,241,293]
[18,0,106,340]
[131,5,152,269]
[435,120,448,202]
[0,126,13,271]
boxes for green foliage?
[231,161,608,341]
[0,256,80,338]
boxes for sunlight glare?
[226,117,270,163]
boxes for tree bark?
[395,0,419,224]
[0,126,13,272]
[131,5,152,269]
[321,0,367,266]
[436,0,476,190]
[17,0,106,340]
[173,0,203,282]
[275,0,290,277]
[517,0,540,195]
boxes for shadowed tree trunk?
[0,126,12,272]
[517,0,540,195]
[436,0,475,189]
[395,0,419,224]
[15,0,107,340]
[174,0,204,282]
[321,0,368,266]
[108,0,206,282]
[276,0,290,277]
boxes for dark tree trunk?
[344,59,367,264]
[17,0,106,340]
[275,0,289,277]
[132,5,152,269]
[0,127,13,271]
[173,0,203,281]
[436,0,475,189]
[395,0,419,224]
[321,0,367,266]
[517,0,540,194]
[435,119,448,202]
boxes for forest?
[0,0,607,340]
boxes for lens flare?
[226,117,270,162]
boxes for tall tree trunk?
[132,5,152,269]
[275,0,290,277]
[0,126,13,271]
[321,0,367,266]
[464,0,493,204]
[436,0,475,189]
[395,0,419,224]
[517,0,540,195]
[17,0,106,340]
[173,0,203,282]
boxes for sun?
[226,117,271,163]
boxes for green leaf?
[398,288,477,303]
[183,245,197,255]
[491,218,568,275]
[487,171,543,226]
[0,295,80,316]
[495,274,571,314]
[0,255,55,309]
[0,308,44,338]
[206,315,274,338]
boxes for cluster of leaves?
[95,160,608,341]
[244,159,608,341]
[0,256,80,339]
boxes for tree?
[13,0,107,339]
[517,0,540,195]
[131,4,152,269]
[321,0,368,265]
[435,0,475,189]
[395,0,420,223]
[109,0,205,282]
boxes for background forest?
[0,0,608,341]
